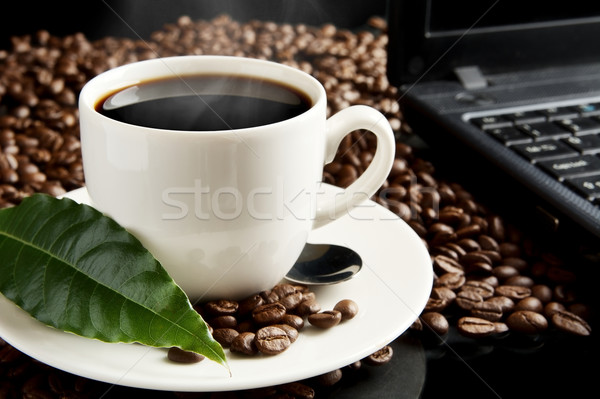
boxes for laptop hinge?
[454,66,488,90]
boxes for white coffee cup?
[79,55,395,301]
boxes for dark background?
[1,0,388,48]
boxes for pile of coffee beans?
[0,12,594,399]
[187,284,359,357]
[411,210,593,339]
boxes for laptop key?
[565,175,600,200]
[538,106,580,121]
[563,134,600,154]
[486,126,532,145]
[511,141,577,162]
[518,122,572,141]
[504,111,546,125]
[556,117,600,136]
[537,154,600,181]
[470,115,512,130]
[576,103,600,117]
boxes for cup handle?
[314,105,396,228]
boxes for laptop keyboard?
[469,102,600,206]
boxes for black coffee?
[96,74,312,131]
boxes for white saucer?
[0,185,432,392]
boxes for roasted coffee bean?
[278,290,304,311]
[515,296,543,312]
[438,207,463,225]
[231,332,258,355]
[477,249,502,263]
[455,290,484,310]
[300,291,317,302]
[460,252,492,267]
[363,345,393,366]
[278,382,315,399]
[455,224,481,239]
[209,315,237,329]
[493,322,509,334]
[505,275,535,287]
[272,324,299,343]
[471,301,503,321]
[270,283,302,307]
[502,257,528,271]
[553,285,577,303]
[429,230,456,246]
[425,296,449,312]
[430,286,456,304]
[167,347,205,363]
[281,314,305,330]
[498,242,521,258]
[204,299,238,316]
[551,310,591,336]
[495,285,532,300]
[235,320,253,334]
[428,222,454,236]
[531,284,553,302]
[333,299,359,321]
[486,296,515,312]
[546,266,577,284]
[433,255,464,275]
[255,326,291,355]
[237,294,264,316]
[434,272,466,290]
[465,261,493,274]
[410,317,424,331]
[506,310,548,334]
[457,316,496,338]
[446,242,468,257]
[488,215,505,241]
[308,310,342,329]
[296,298,321,316]
[461,280,495,299]
[420,311,449,335]
[317,369,343,386]
[346,360,362,370]
[470,274,499,287]
[212,328,239,348]
[252,302,286,325]
[478,234,500,251]
[544,301,567,318]
[457,238,481,252]
[493,265,520,280]
[431,244,459,260]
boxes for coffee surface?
[96,75,312,131]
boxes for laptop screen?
[427,1,600,36]
[387,0,600,85]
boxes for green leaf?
[0,194,228,370]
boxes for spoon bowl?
[285,243,362,285]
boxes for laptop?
[386,0,600,243]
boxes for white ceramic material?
[79,55,396,300]
[0,186,432,392]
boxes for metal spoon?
[285,243,362,285]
